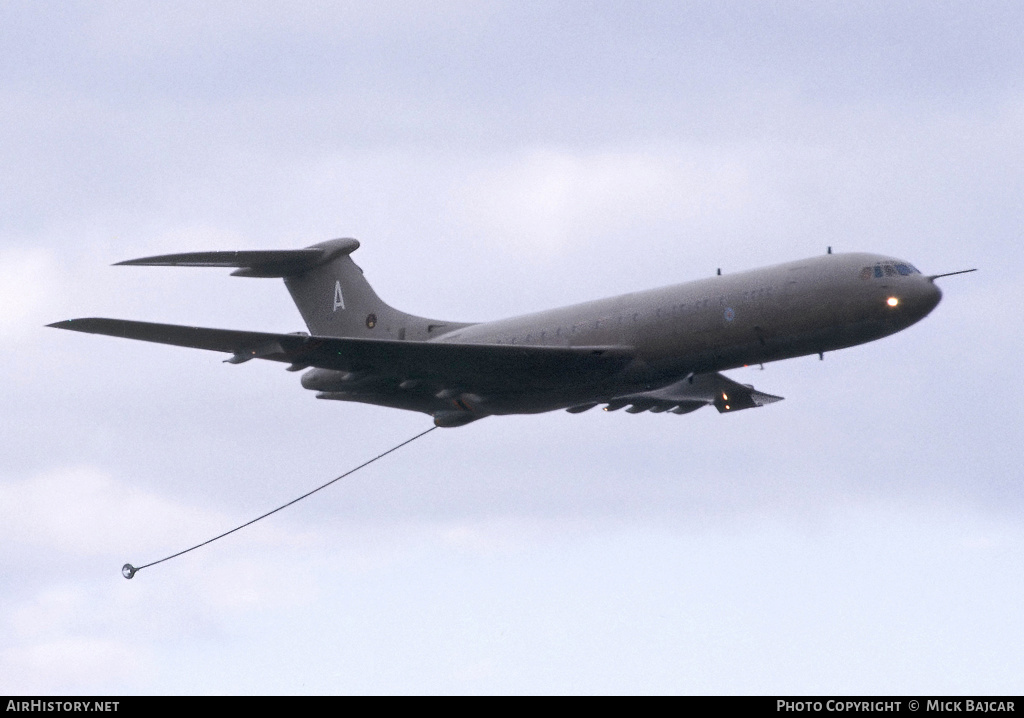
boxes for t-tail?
[116,238,470,340]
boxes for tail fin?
[117,238,470,340]
[283,239,466,339]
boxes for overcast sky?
[2,1,1023,695]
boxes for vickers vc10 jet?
[50,239,973,427]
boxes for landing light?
[886,297,899,307]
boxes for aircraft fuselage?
[417,252,941,415]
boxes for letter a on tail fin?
[333,280,345,311]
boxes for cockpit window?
[863,263,920,279]
[860,260,925,276]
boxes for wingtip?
[47,318,100,331]
[113,257,161,266]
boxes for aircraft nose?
[924,279,943,311]
[904,279,941,319]
[887,278,941,322]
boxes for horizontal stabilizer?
[114,238,361,278]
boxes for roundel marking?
[724,307,735,322]
[366,313,377,329]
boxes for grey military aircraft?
[50,239,973,427]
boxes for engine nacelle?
[301,368,366,391]
[432,410,478,428]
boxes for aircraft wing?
[48,318,633,393]
[568,372,783,415]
